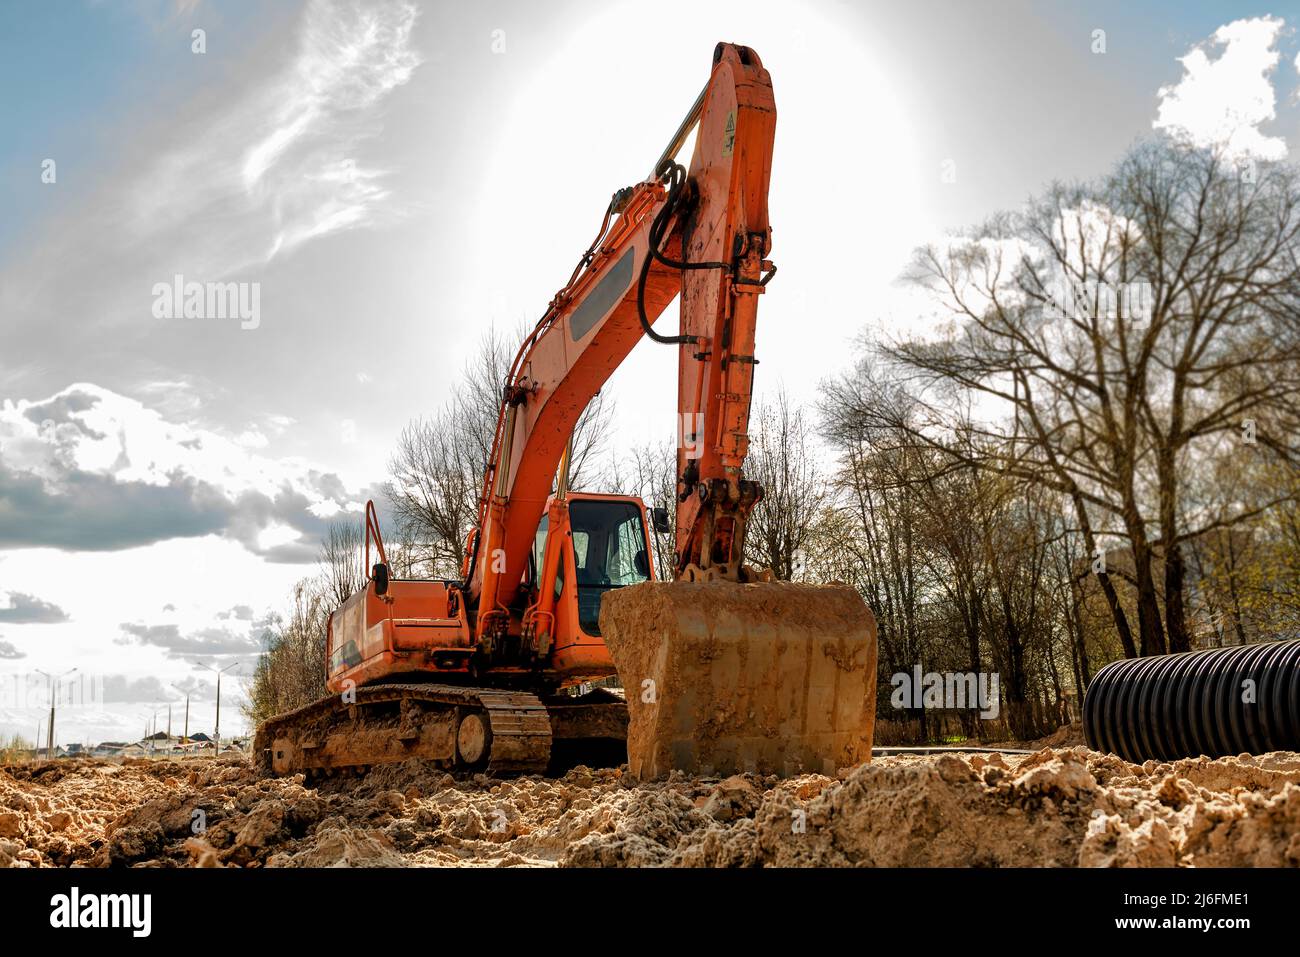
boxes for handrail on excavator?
[363,499,388,578]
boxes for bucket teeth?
[600,580,877,780]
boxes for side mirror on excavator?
[651,507,671,534]
[372,563,390,596]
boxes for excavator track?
[253,684,555,777]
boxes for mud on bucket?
[599,580,877,781]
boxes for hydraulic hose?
[636,162,729,346]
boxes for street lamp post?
[193,661,241,757]
[34,668,77,760]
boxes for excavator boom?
[469,42,778,614]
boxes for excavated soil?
[2,745,1298,867]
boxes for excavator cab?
[529,492,659,682]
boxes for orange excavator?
[255,43,877,781]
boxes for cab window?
[568,500,651,635]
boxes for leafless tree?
[743,388,830,580]
[610,438,678,579]
[318,518,364,606]
[243,579,328,726]
[386,325,614,578]
[856,140,1300,657]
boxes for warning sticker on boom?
[722,110,736,157]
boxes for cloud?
[100,674,174,704]
[0,592,71,624]
[0,640,25,660]
[167,675,218,701]
[1154,17,1288,160]
[0,0,423,357]
[119,620,265,660]
[129,0,423,274]
[0,382,369,559]
[98,673,217,704]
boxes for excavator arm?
[469,42,777,628]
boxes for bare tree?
[243,579,328,726]
[319,518,364,606]
[858,139,1300,657]
[821,370,1089,740]
[611,438,678,580]
[387,325,614,578]
[246,514,366,725]
[743,388,830,580]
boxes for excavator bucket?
[600,580,877,780]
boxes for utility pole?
[142,709,159,757]
[35,667,76,761]
[151,706,165,755]
[172,684,190,745]
[194,661,241,757]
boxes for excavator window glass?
[534,516,564,599]
[568,499,650,635]
[572,531,591,567]
[532,517,548,587]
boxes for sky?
[2,0,1300,745]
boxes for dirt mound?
[1028,723,1087,749]
[2,748,1297,867]
[951,723,1087,751]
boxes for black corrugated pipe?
[1083,639,1300,762]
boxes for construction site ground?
[2,728,1298,868]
